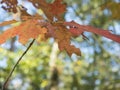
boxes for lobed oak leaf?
[53,24,81,56]
[0,19,47,44]
[48,0,66,16]
[37,0,66,21]
[1,0,66,21]
[64,21,120,43]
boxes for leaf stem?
[2,39,35,90]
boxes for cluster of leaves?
[101,1,120,19]
[0,0,120,56]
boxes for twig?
[2,39,35,90]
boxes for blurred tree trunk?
[9,37,16,51]
[49,42,59,90]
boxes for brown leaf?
[38,0,66,21]
[1,0,18,13]
[64,21,120,43]
[54,24,81,56]
[48,0,66,17]
[58,39,81,56]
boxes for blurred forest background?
[0,0,120,90]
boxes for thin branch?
[2,39,35,90]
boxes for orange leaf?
[0,20,17,27]
[0,19,47,44]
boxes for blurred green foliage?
[0,0,120,90]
